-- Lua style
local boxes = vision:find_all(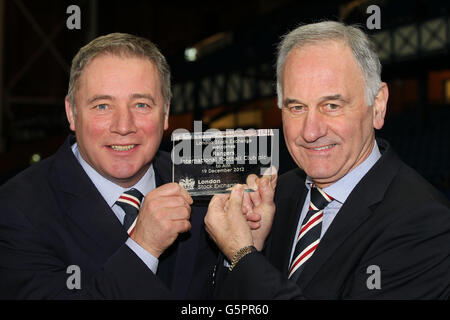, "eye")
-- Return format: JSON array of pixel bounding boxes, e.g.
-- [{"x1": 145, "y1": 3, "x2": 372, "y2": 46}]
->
[
  {"x1": 287, "y1": 105, "x2": 306, "y2": 114},
  {"x1": 324, "y1": 103, "x2": 340, "y2": 111},
  {"x1": 136, "y1": 102, "x2": 150, "y2": 109},
  {"x1": 94, "y1": 104, "x2": 109, "y2": 110}
]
